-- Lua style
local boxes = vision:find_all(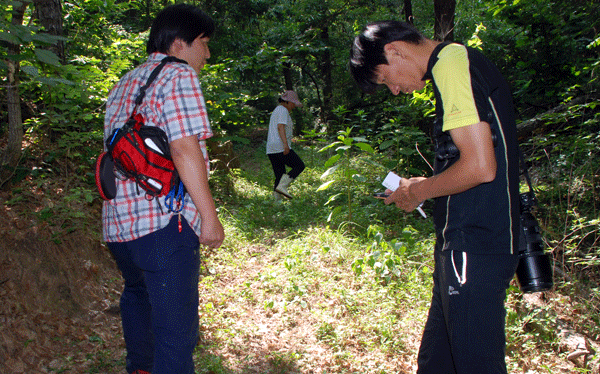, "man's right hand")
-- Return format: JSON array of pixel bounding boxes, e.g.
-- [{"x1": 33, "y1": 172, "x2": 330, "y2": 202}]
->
[{"x1": 199, "y1": 216, "x2": 224, "y2": 249}]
